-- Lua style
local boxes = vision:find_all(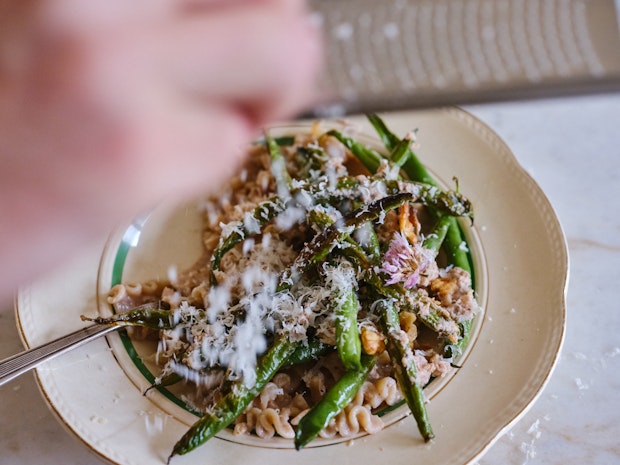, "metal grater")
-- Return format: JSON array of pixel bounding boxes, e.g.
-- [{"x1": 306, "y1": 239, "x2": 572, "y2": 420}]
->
[{"x1": 306, "y1": 0, "x2": 620, "y2": 116}]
